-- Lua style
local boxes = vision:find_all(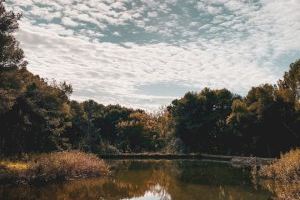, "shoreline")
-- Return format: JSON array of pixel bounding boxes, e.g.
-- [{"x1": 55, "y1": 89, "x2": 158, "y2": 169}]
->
[
  {"x1": 0, "y1": 151, "x2": 109, "y2": 185},
  {"x1": 0, "y1": 152, "x2": 275, "y2": 185},
  {"x1": 99, "y1": 153, "x2": 274, "y2": 167}
]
